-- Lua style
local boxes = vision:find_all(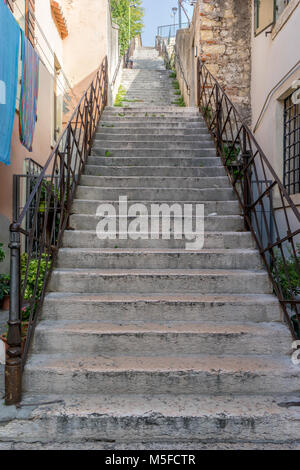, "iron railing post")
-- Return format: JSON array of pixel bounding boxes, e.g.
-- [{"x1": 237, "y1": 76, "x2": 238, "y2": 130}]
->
[
  {"x1": 5, "y1": 223, "x2": 22, "y2": 405},
  {"x1": 242, "y1": 126, "x2": 251, "y2": 230},
  {"x1": 197, "y1": 59, "x2": 200, "y2": 108},
  {"x1": 215, "y1": 85, "x2": 222, "y2": 156}
]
